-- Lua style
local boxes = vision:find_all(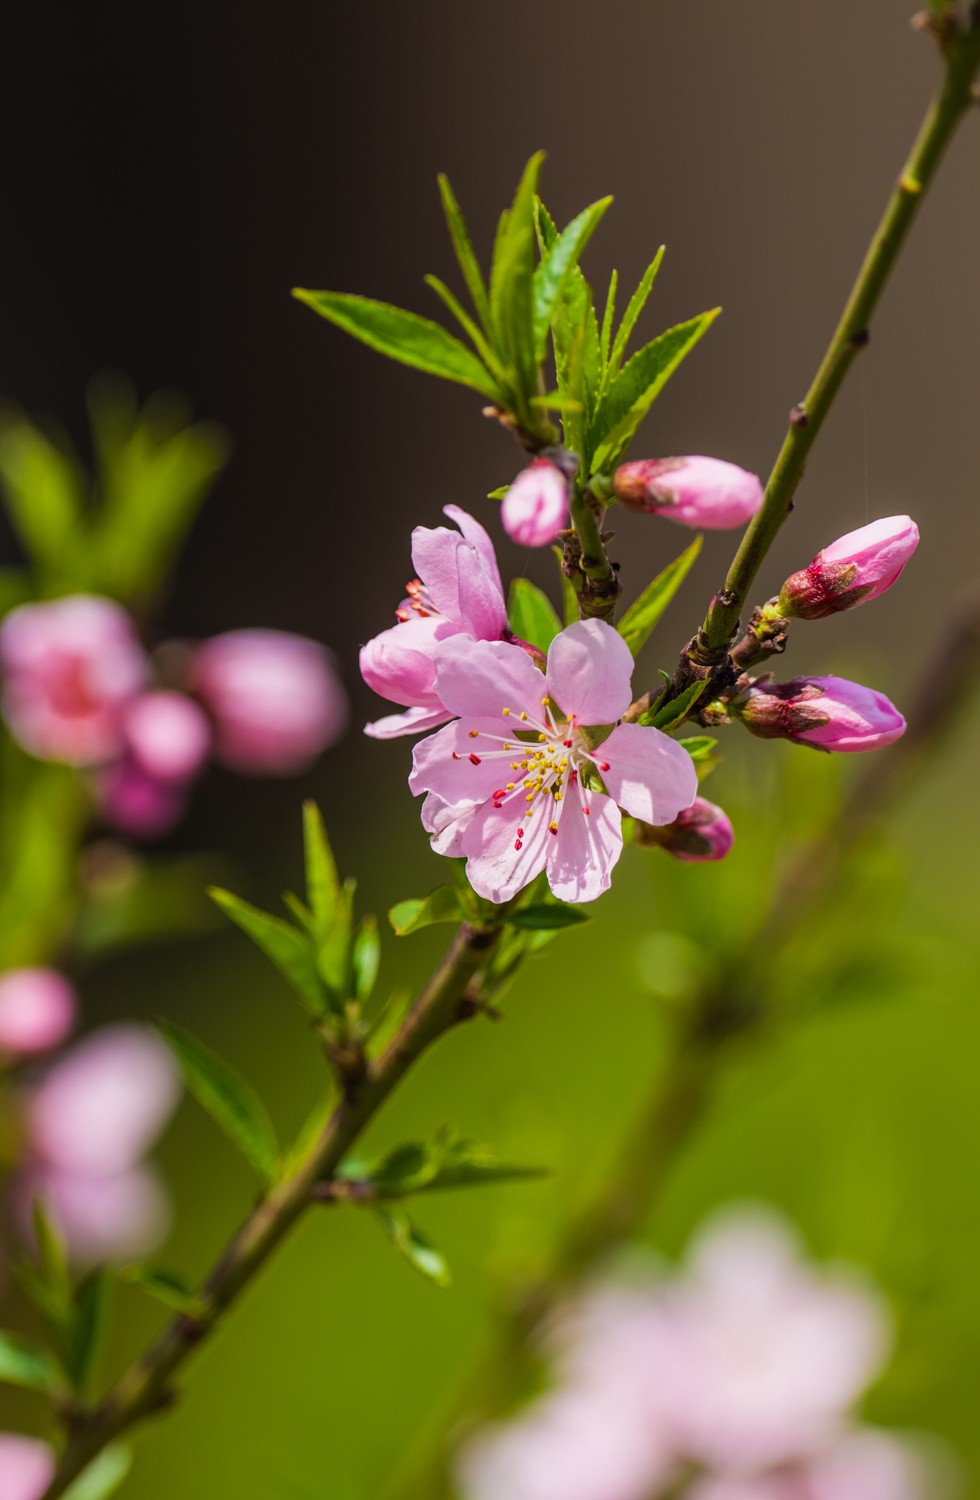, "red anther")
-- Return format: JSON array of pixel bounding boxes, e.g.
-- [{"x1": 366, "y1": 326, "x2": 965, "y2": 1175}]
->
[
  {"x1": 514, "y1": 839, "x2": 523, "y2": 851},
  {"x1": 469, "y1": 753, "x2": 482, "y2": 765},
  {"x1": 395, "y1": 609, "x2": 410, "y2": 623},
  {"x1": 493, "y1": 801, "x2": 502, "y2": 809},
  {"x1": 492, "y1": 789, "x2": 505, "y2": 798},
  {"x1": 583, "y1": 806, "x2": 591, "y2": 815},
  {"x1": 452, "y1": 752, "x2": 461, "y2": 760},
  {"x1": 517, "y1": 828, "x2": 525, "y2": 837},
  {"x1": 599, "y1": 761, "x2": 610, "y2": 772},
  {"x1": 563, "y1": 738, "x2": 573, "y2": 747}
]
